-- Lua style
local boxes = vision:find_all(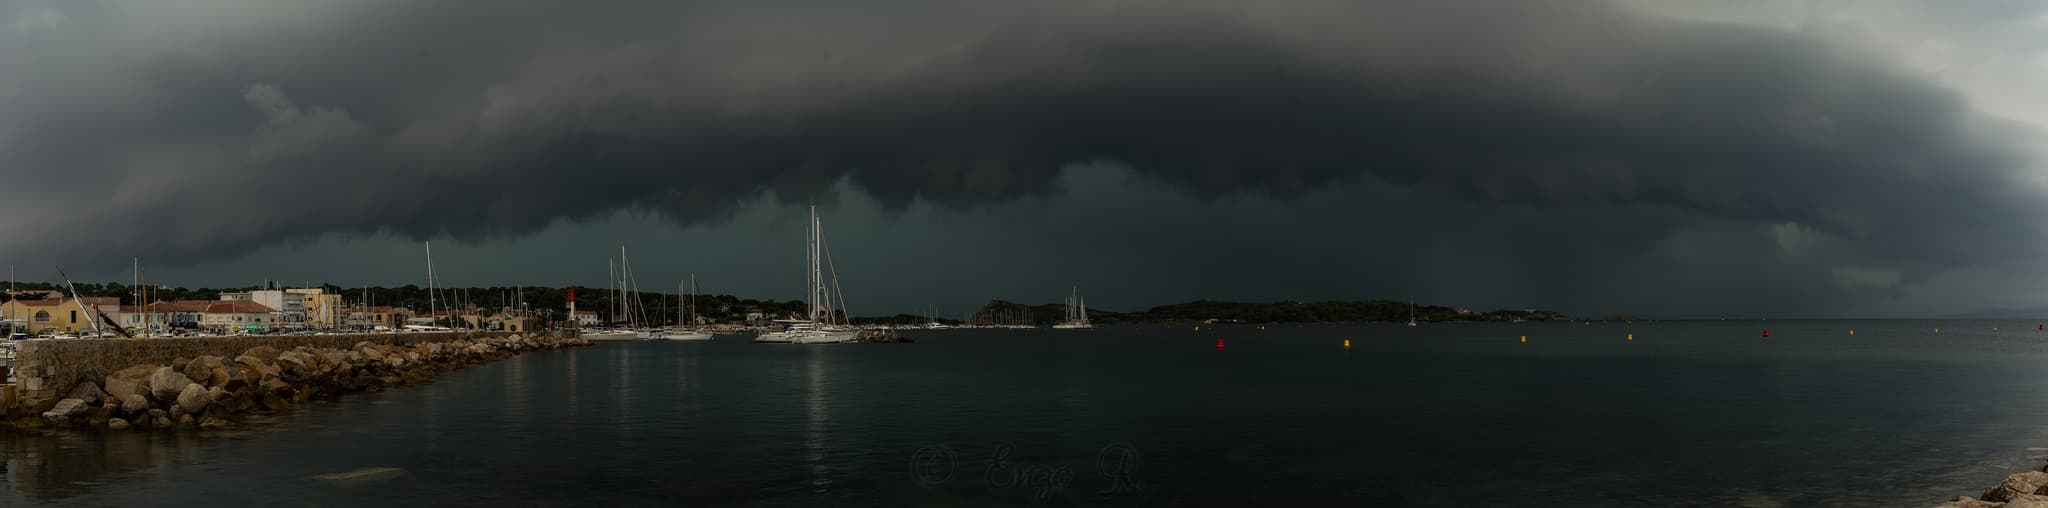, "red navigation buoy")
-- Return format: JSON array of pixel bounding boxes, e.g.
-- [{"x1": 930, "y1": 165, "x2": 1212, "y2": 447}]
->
[
  {"x1": 1761, "y1": 329, "x2": 1770, "y2": 338},
  {"x1": 1215, "y1": 339, "x2": 1225, "y2": 349}
]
